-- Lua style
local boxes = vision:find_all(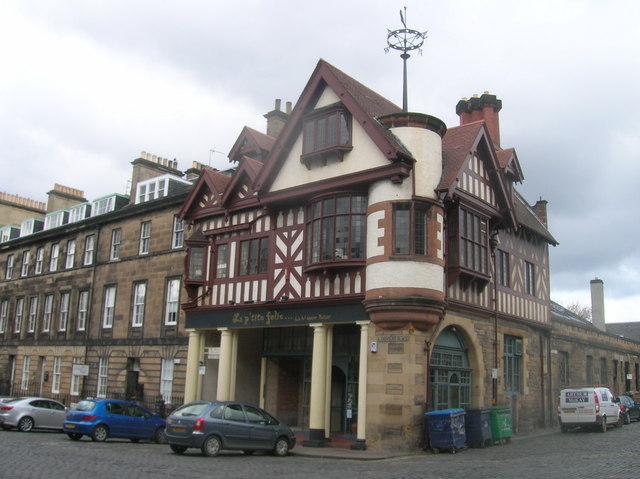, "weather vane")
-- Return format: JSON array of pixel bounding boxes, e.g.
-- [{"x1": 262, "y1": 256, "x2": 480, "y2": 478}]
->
[{"x1": 385, "y1": 7, "x2": 428, "y2": 112}]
